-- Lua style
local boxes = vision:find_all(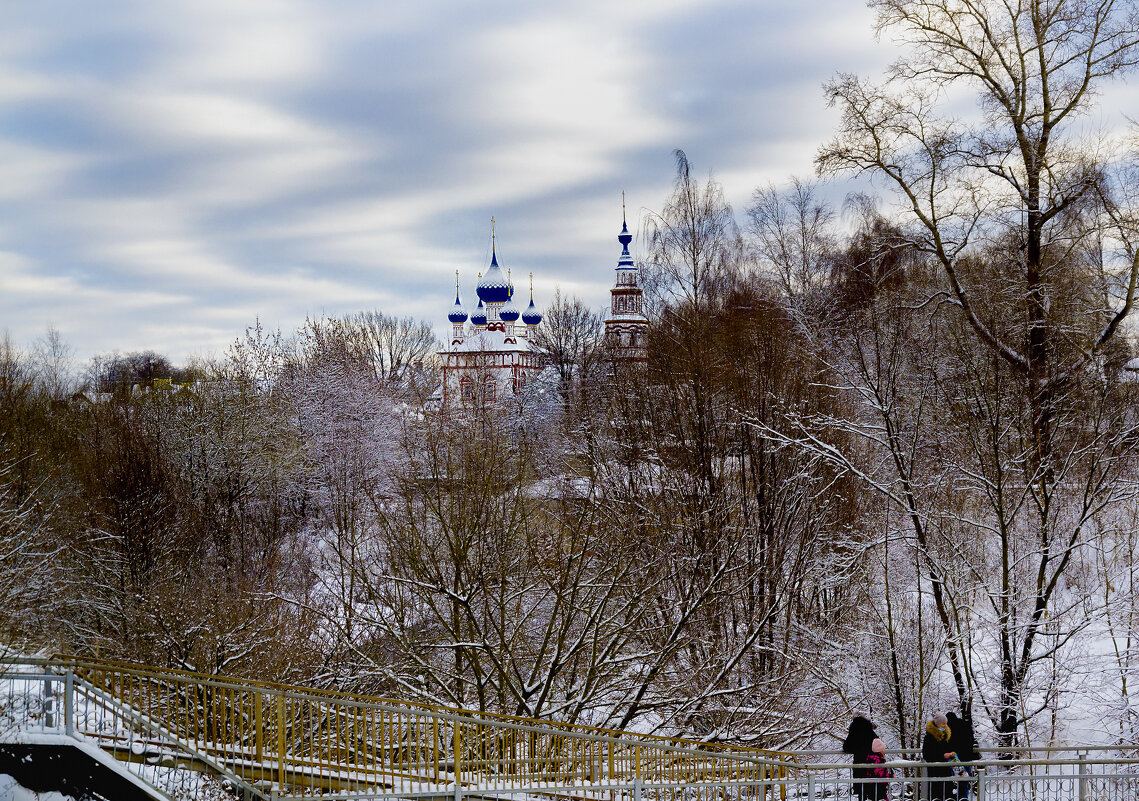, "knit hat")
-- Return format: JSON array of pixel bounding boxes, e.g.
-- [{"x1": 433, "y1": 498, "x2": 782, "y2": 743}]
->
[
  {"x1": 871, "y1": 738, "x2": 886, "y2": 755},
  {"x1": 932, "y1": 712, "x2": 948, "y2": 726}
]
